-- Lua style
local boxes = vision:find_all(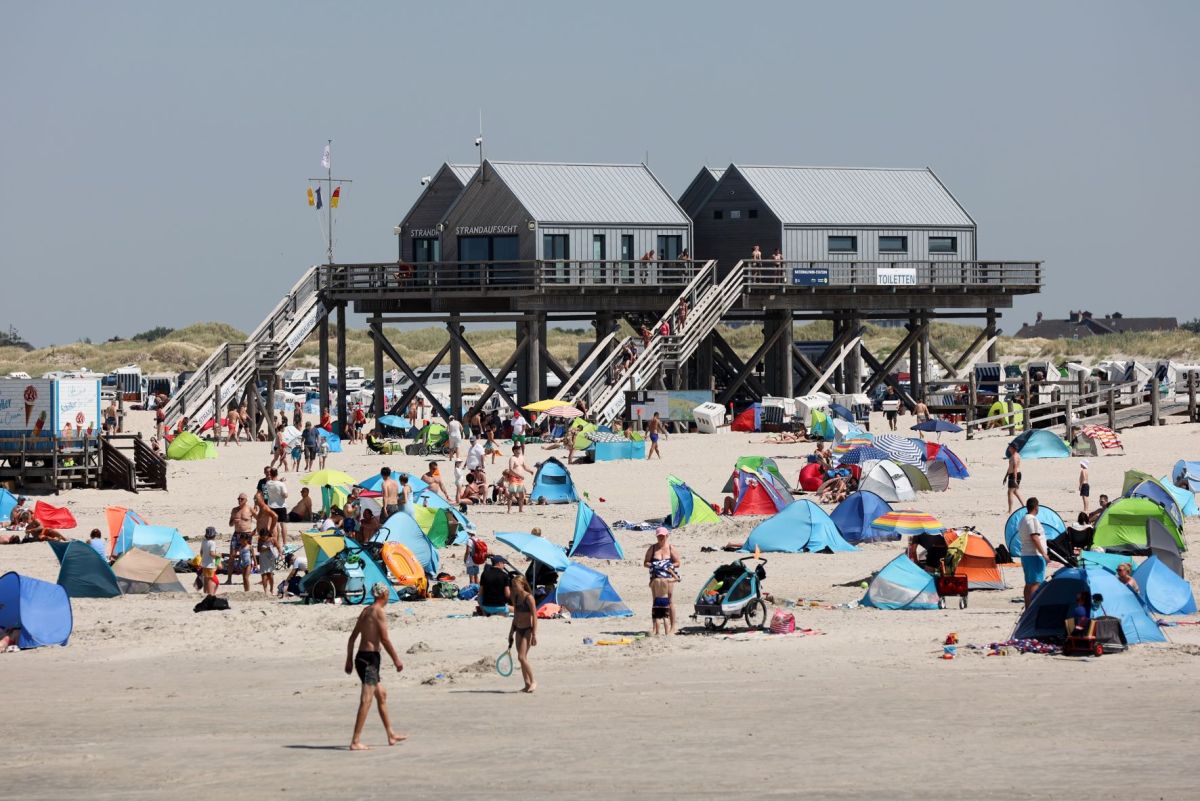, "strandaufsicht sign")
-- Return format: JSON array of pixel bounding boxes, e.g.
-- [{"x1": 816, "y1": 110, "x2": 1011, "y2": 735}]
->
[
  {"x1": 876, "y1": 267, "x2": 917, "y2": 286},
  {"x1": 455, "y1": 225, "x2": 519, "y2": 236},
  {"x1": 409, "y1": 228, "x2": 439, "y2": 238}
]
